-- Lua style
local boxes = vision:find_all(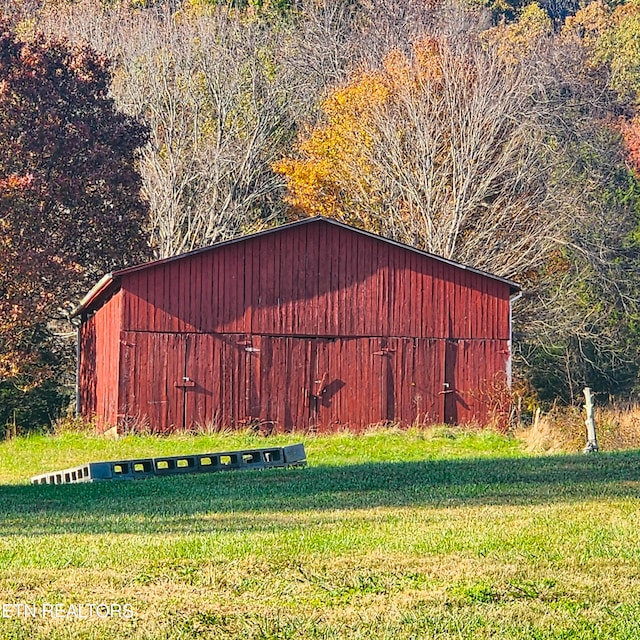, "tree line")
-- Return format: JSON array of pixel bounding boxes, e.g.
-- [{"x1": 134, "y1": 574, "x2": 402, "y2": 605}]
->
[{"x1": 2, "y1": 0, "x2": 640, "y2": 429}]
